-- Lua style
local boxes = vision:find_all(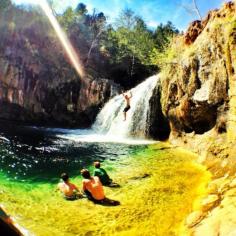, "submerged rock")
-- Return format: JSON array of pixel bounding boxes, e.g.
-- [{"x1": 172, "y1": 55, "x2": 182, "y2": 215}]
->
[
  {"x1": 185, "y1": 211, "x2": 205, "y2": 228},
  {"x1": 201, "y1": 194, "x2": 220, "y2": 212}
]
